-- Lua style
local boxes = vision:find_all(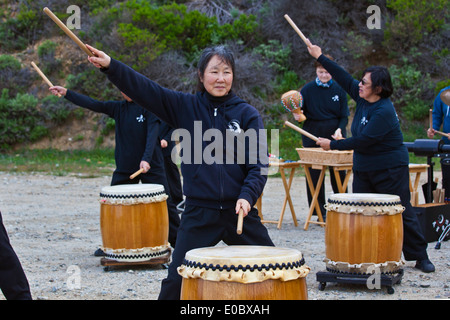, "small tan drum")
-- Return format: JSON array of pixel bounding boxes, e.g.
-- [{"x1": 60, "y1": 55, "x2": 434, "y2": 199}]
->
[
  {"x1": 324, "y1": 193, "x2": 405, "y2": 274},
  {"x1": 99, "y1": 184, "x2": 169, "y2": 262},
  {"x1": 178, "y1": 246, "x2": 310, "y2": 300}
]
